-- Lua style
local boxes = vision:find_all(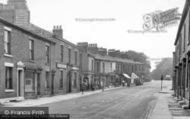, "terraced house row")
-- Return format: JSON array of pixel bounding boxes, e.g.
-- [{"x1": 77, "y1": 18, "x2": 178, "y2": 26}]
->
[
  {"x1": 0, "y1": 0, "x2": 146, "y2": 99},
  {"x1": 173, "y1": 0, "x2": 190, "y2": 108}
]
